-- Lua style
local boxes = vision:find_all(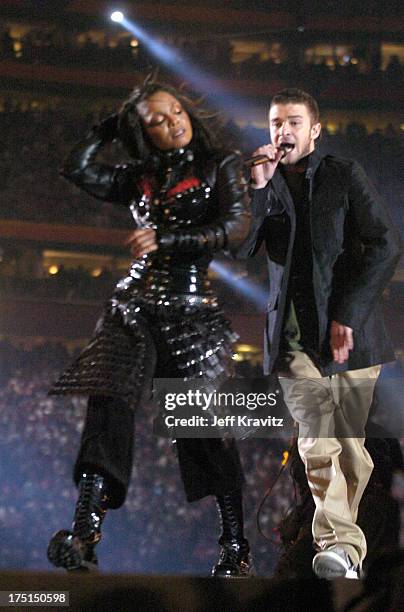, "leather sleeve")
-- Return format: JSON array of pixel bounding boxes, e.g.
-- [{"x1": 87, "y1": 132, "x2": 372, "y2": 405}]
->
[
  {"x1": 60, "y1": 120, "x2": 142, "y2": 203},
  {"x1": 333, "y1": 161, "x2": 402, "y2": 330},
  {"x1": 157, "y1": 151, "x2": 251, "y2": 256}
]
